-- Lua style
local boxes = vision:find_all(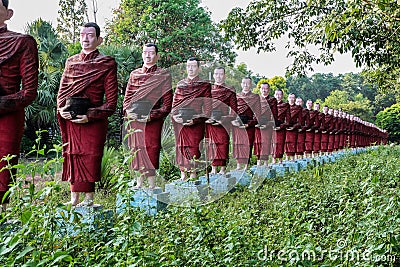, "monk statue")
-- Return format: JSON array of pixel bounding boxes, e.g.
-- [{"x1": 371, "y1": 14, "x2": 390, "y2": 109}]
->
[
  {"x1": 0, "y1": 0, "x2": 39, "y2": 211},
  {"x1": 57, "y1": 22, "x2": 118, "y2": 206},
  {"x1": 123, "y1": 43, "x2": 173, "y2": 189}
]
